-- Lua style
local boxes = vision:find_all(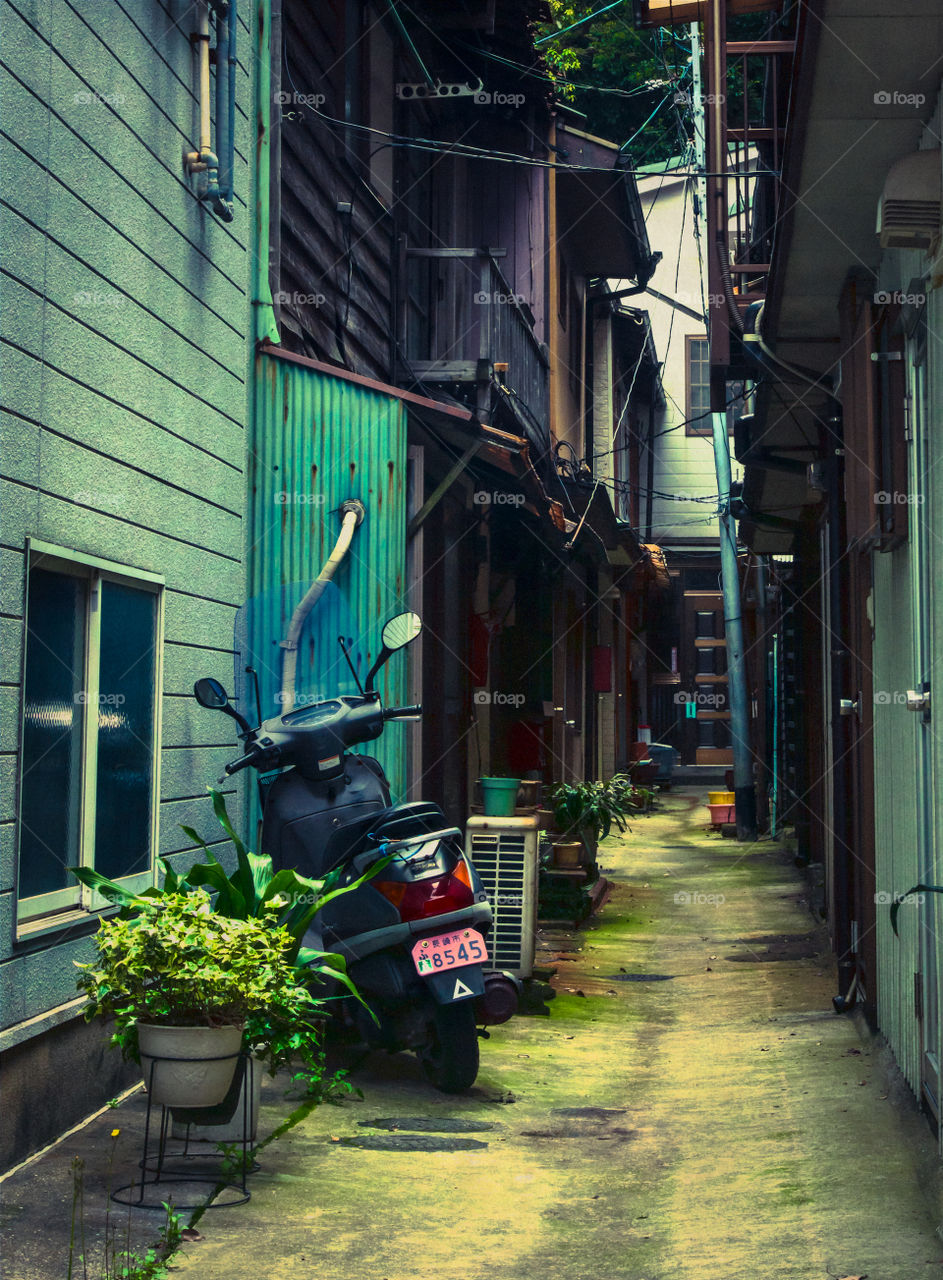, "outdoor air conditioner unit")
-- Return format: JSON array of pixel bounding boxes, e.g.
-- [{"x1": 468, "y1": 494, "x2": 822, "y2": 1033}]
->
[
  {"x1": 465, "y1": 814, "x2": 540, "y2": 979},
  {"x1": 877, "y1": 148, "x2": 941, "y2": 249}
]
